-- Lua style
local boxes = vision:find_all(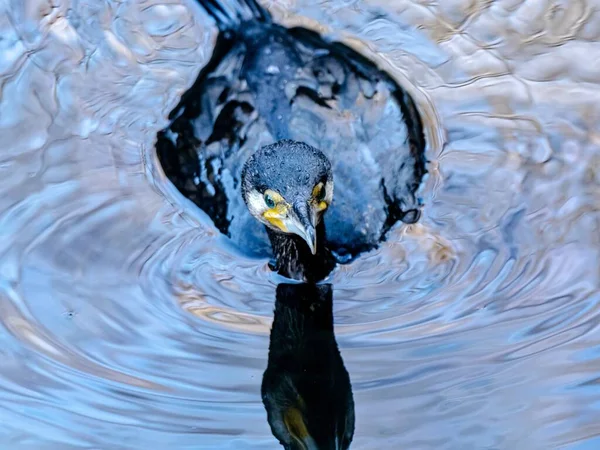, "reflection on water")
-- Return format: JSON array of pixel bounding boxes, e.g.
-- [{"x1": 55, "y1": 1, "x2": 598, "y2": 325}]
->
[
  {"x1": 263, "y1": 283, "x2": 354, "y2": 449},
  {"x1": 1, "y1": 0, "x2": 600, "y2": 449}
]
